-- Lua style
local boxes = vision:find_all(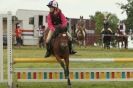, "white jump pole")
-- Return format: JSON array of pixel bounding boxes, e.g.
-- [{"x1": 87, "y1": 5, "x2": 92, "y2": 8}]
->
[
  {"x1": 7, "y1": 11, "x2": 13, "y2": 88},
  {"x1": 0, "y1": 14, "x2": 4, "y2": 82}
]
